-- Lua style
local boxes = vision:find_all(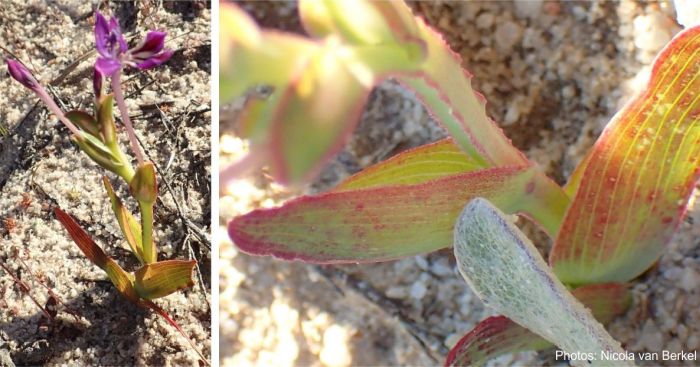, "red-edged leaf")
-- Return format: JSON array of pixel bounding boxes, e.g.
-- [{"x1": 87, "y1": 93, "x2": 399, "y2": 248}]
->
[
  {"x1": 551, "y1": 25, "x2": 700, "y2": 285},
  {"x1": 230, "y1": 165, "x2": 564, "y2": 263},
  {"x1": 445, "y1": 316, "x2": 550, "y2": 367},
  {"x1": 54, "y1": 208, "x2": 109, "y2": 269},
  {"x1": 444, "y1": 283, "x2": 631, "y2": 367},
  {"x1": 134, "y1": 260, "x2": 196, "y2": 300},
  {"x1": 268, "y1": 48, "x2": 371, "y2": 184}
]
